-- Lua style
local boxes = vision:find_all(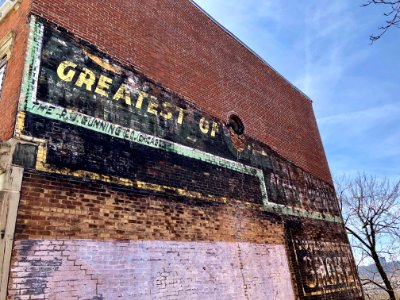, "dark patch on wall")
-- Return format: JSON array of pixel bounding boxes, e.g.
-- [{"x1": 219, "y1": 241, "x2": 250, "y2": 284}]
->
[
  {"x1": 12, "y1": 143, "x2": 38, "y2": 169},
  {"x1": 23, "y1": 113, "x2": 262, "y2": 204},
  {"x1": 9, "y1": 239, "x2": 105, "y2": 299},
  {"x1": 10, "y1": 240, "x2": 63, "y2": 296},
  {"x1": 14, "y1": 171, "x2": 283, "y2": 243}
]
